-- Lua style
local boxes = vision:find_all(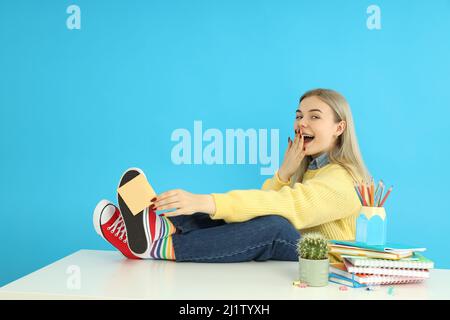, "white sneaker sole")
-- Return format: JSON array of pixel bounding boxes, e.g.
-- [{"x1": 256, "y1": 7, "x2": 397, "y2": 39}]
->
[{"x1": 93, "y1": 199, "x2": 115, "y2": 239}]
